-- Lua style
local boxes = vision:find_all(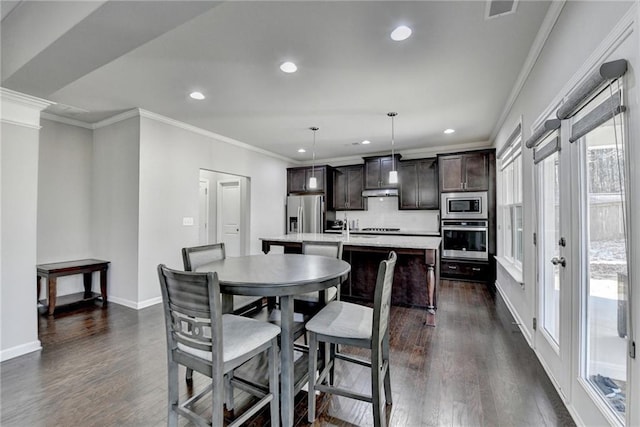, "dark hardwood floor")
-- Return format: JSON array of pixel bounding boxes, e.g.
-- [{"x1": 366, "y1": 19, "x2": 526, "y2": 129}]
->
[{"x1": 1, "y1": 280, "x2": 575, "y2": 426}]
